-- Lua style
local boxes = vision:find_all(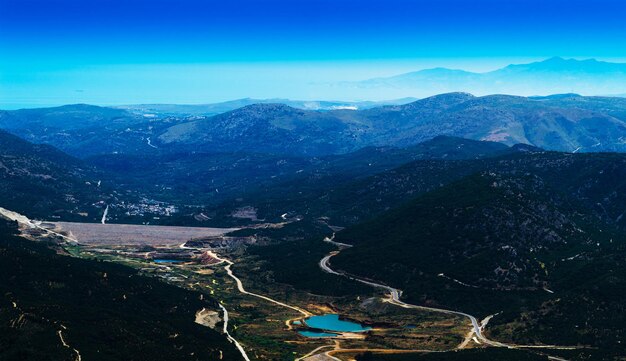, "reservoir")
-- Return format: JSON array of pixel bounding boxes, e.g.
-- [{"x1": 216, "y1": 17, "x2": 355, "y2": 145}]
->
[{"x1": 304, "y1": 314, "x2": 371, "y2": 333}]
